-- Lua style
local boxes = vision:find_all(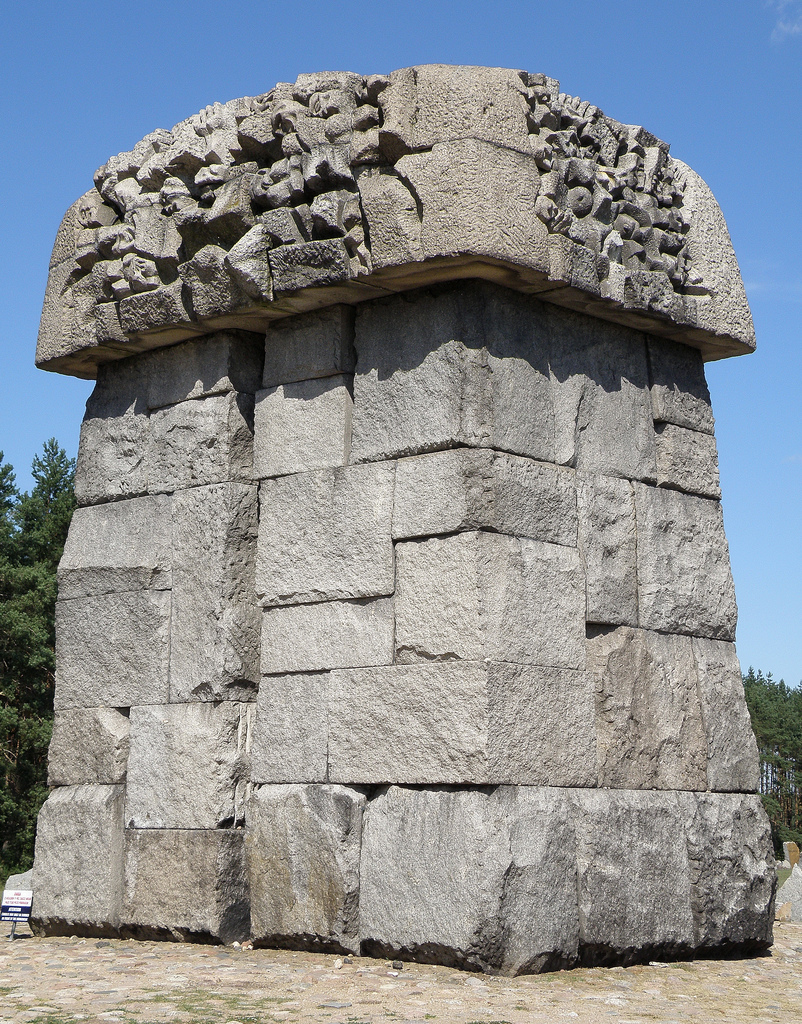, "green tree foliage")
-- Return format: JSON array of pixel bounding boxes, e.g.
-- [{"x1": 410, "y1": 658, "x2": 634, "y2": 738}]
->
[
  {"x1": 743, "y1": 667, "x2": 802, "y2": 855},
  {"x1": 0, "y1": 440, "x2": 75, "y2": 878}
]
